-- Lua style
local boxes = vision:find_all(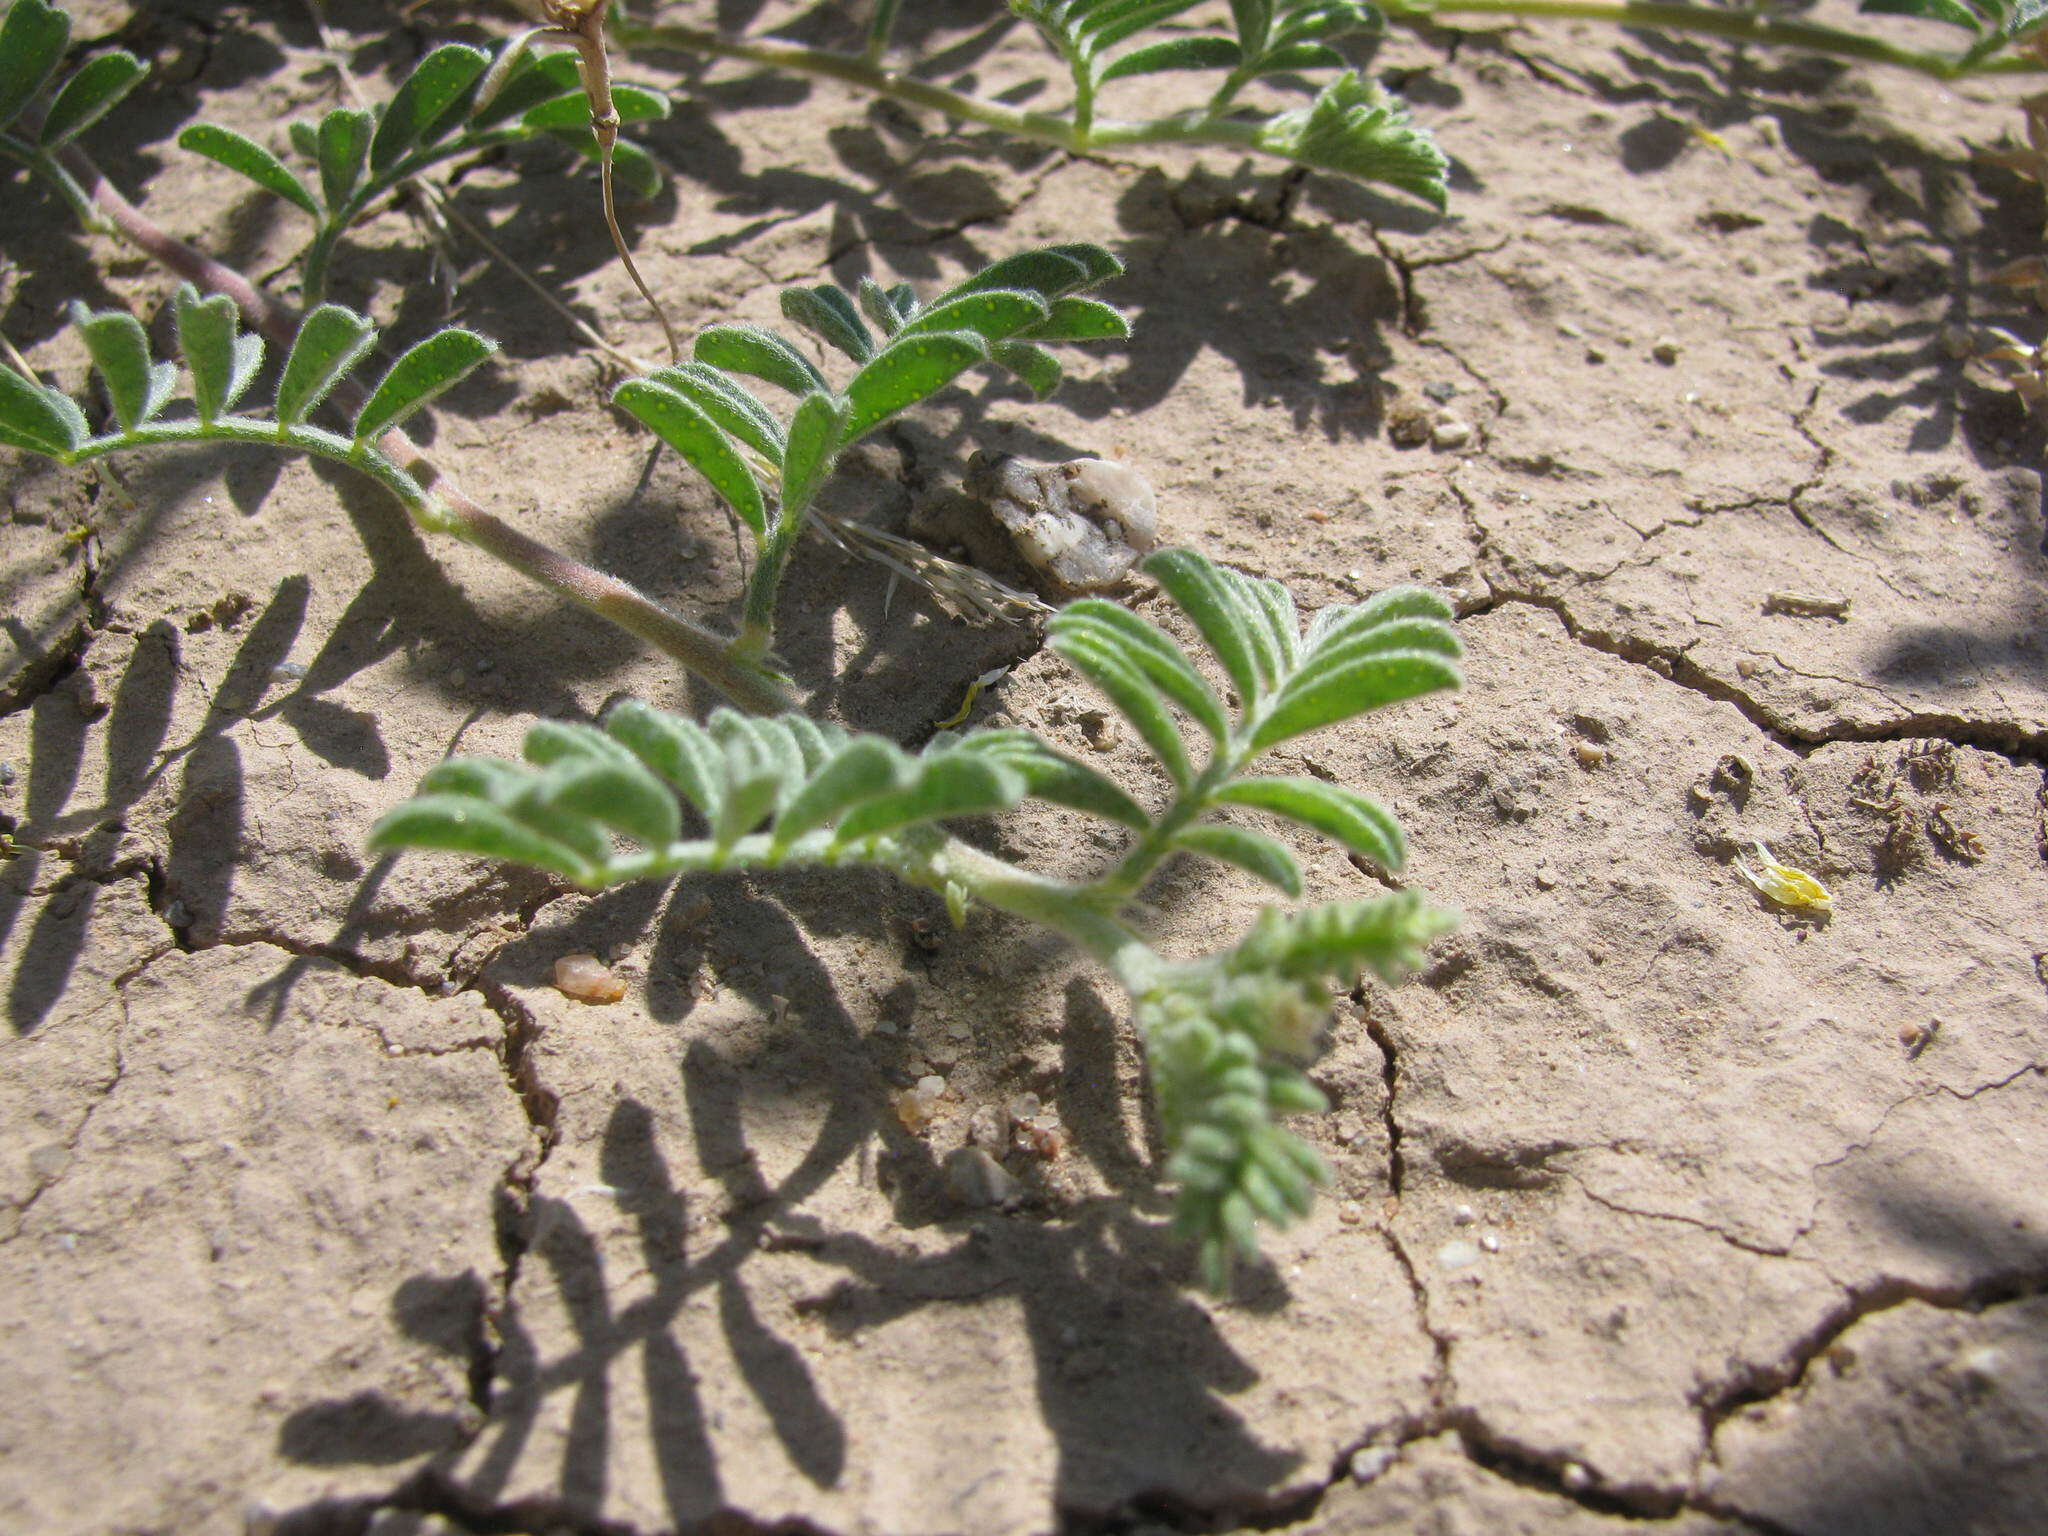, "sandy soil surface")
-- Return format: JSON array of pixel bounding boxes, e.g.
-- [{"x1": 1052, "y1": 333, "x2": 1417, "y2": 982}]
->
[{"x1": 5, "y1": 1, "x2": 2047, "y2": 1532}]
